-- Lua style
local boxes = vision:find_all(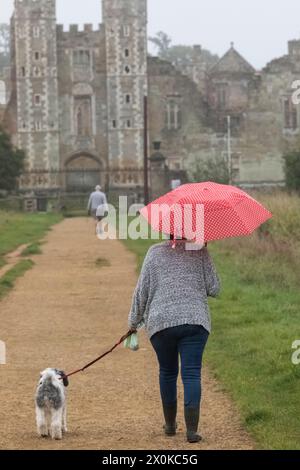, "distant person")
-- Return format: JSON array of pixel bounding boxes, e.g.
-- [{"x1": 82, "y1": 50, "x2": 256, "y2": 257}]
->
[{"x1": 87, "y1": 185, "x2": 108, "y2": 233}]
